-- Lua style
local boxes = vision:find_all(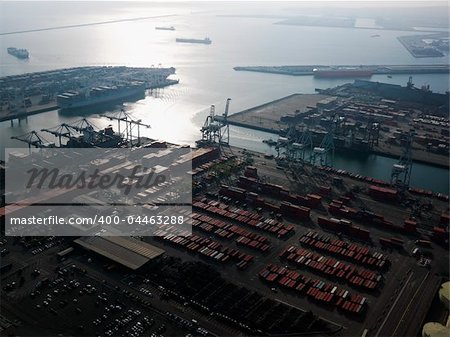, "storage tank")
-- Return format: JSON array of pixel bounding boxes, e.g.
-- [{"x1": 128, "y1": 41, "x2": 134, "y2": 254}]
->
[
  {"x1": 422, "y1": 322, "x2": 449, "y2": 337},
  {"x1": 438, "y1": 281, "x2": 449, "y2": 310},
  {"x1": 422, "y1": 281, "x2": 450, "y2": 337}
]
